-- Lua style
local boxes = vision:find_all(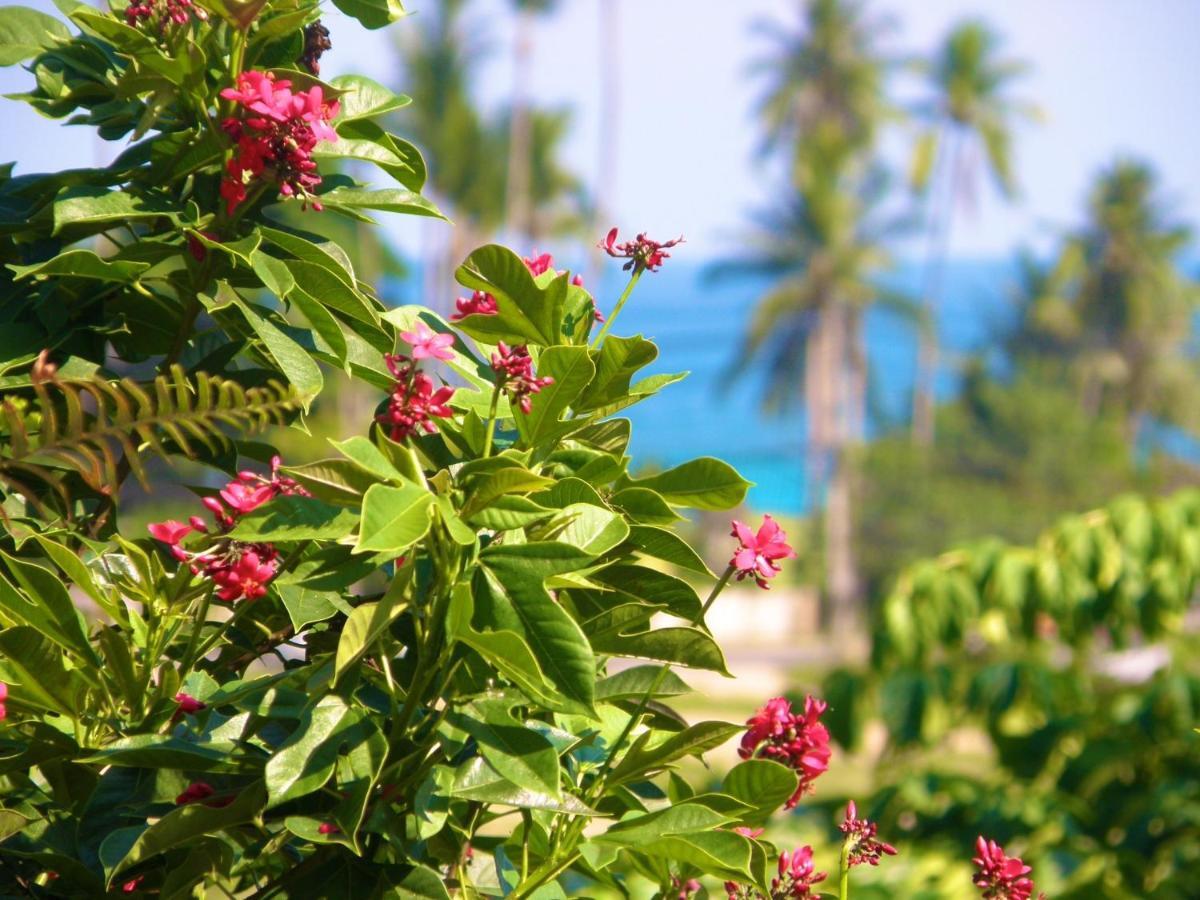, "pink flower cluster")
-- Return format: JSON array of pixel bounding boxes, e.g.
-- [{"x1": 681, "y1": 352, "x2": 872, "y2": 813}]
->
[
  {"x1": 670, "y1": 876, "x2": 701, "y2": 900},
  {"x1": 739, "y1": 696, "x2": 831, "y2": 809},
  {"x1": 125, "y1": 0, "x2": 207, "y2": 32},
  {"x1": 730, "y1": 515, "x2": 797, "y2": 589},
  {"x1": 973, "y1": 837, "x2": 1045, "y2": 900},
  {"x1": 0, "y1": 681, "x2": 7, "y2": 721},
  {"x1": 725, "y1": 846, "x2": 825, "y2": 900},
  {"x1": 840, "y1": 800, "x2": 898, "y2": 868},
  {"x1": 149, "y1": 457, "x2": 308, "y2": 602},
  {"x1": 378, "y1": 353, "x2": 456, "y2": 442},
  {"x1": 175, "y1": 781, "x2": 215, "y2": 806},
  {"x1": 600, "y1": 227, "x2": 684, "y2": 272},
  {"x1": 218, "y1": 71, "x2": 339, "y2": 215},
  {"x1": 491, "y1": 342, "x2": 554, "y2": 414}
]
